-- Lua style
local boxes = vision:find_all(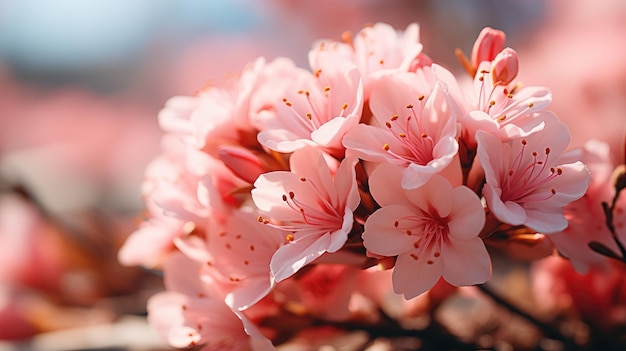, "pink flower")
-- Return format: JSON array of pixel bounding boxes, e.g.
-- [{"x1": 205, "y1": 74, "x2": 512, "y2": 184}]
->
[
  {"x1": 362, "y1": 163, "x2": 490, "y2": 299},
  {"x1": 343, "y1": 71, "x2": 458, "y2": 189},
  {"x1": 251, "y1": 147, "x2": 360, "y2": 282},
  {"x1": 432, "y1": 63, "x2": 552, "y2": 151},
  {"x1": 532, "y1": 256, "x2": 626, "y2": 330},
  {"x1": 147, "y1": 252, "x2": 275, "y2": 351},
  {"x1": 308, "y1": 22, "x2": 431, "y2": 97},
  {"x1": 546, "y1": 139, "x2": 625, "y2": 272},
  {"x1": 255, "y1": 58, "x2": 363, "y2": 157},
  {"x1": 476, "y1": 115, "x2": 590, "y2": 233},
  {"x1": 174, "y1": 209, "x2": 284, "y2": 311}
]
